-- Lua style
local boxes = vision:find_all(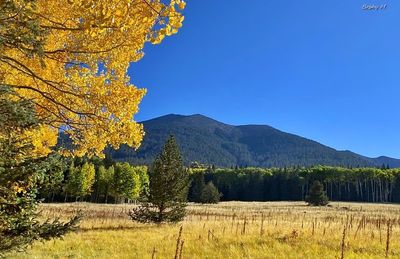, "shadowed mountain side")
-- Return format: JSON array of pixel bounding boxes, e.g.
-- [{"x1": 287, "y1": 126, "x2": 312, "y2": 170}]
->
[{"x1": 104, "y1": 114, "x2": 400, "y2": 168}]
